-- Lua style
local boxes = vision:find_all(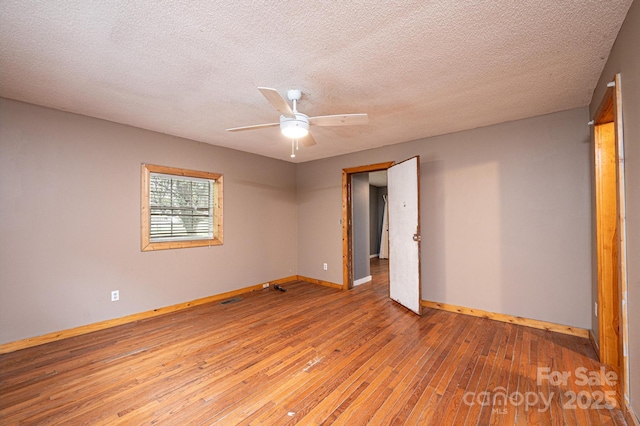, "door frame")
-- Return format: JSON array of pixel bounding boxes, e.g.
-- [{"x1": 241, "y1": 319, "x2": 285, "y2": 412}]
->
[
  {"x1": 342, "y1": 161, "x2": 394, "y2": 290},
  {"x1": 593, "y1": 73, "x2": 629, "y2": 405}
]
